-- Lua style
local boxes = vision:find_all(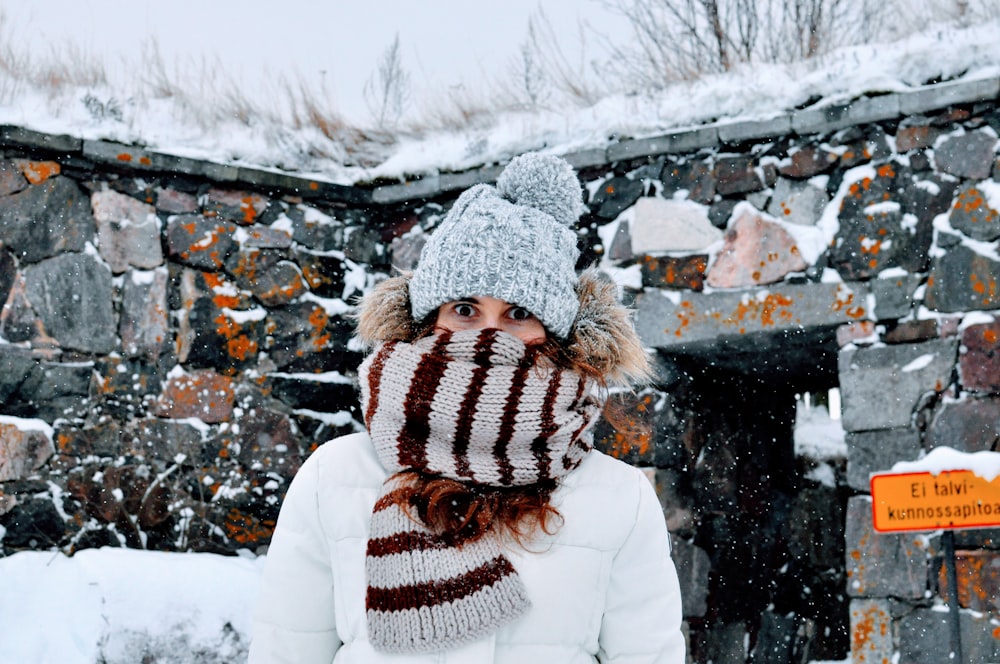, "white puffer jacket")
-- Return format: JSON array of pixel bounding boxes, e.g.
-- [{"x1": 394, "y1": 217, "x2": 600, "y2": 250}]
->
[{"x1": 249, "y1": 432, "x2": 685, "y2": 663}]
